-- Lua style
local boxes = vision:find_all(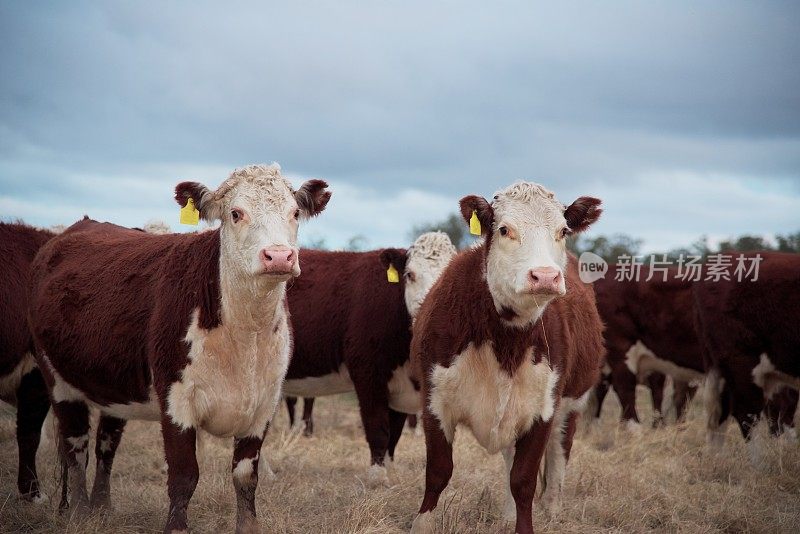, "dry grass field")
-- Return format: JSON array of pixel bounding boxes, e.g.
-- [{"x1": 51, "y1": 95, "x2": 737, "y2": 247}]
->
[{"x1": 1, "y1": 387, "x2": 799, "y2": 533}]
